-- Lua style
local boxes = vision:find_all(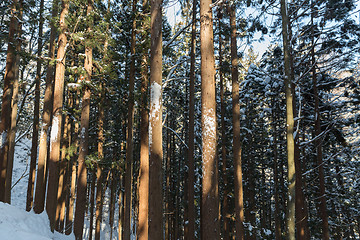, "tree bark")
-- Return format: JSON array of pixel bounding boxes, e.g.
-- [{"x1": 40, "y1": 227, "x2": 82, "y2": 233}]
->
[
  {"x1": 46, "y1": 0, "x2": 69, "y2": 231},
  {"x1": 65, "y1": 92, "x2": 79, "y2": 235},
  {"x1": 34, "y1": 0, "x2": 58, "y2": 214},
  {"x1": 26, "y1": 0, "x2": 44, "y2": 210},
  {"x1": 200, "y1": 0, "x2": 220, "y2": 238},
  {"x1": 123, "y1": 1, "x2": 137, "y2": 239},
  {"x1": 137, "y1": 42, "x2": 150, "y2": 240},
  {"x1": 280, "y1": 0, "x2": 296, "y2": 239},
  {"x1": 0, "y1": 0, "x2": 20, "y2": 203},
  {"x1": 73, "y1": 1, "x2": 93, "y2": 238},
  {"x1": 186, "y1": 1, "x2": 196, "y2": 239},
  {"x1": 148, "y1": 0, "x2": 163, "y2": 239},
  {"x1": 228, "y1": 4, "x2": 245, "y2": 240}
]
